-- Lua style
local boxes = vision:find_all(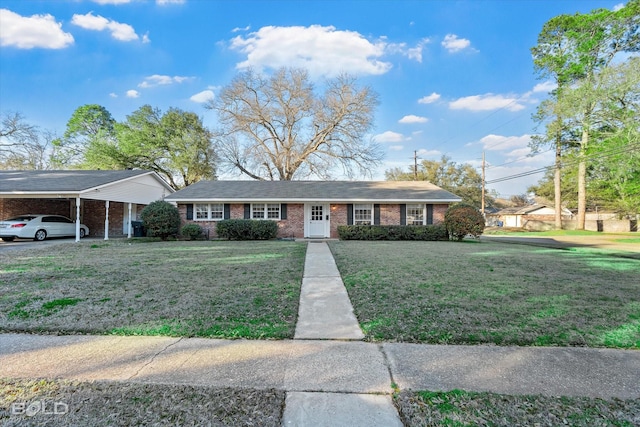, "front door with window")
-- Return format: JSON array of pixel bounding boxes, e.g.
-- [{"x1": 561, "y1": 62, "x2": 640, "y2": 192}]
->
[{"x1": 306, "y1": 204, "x2": 329, "y2": 238}]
